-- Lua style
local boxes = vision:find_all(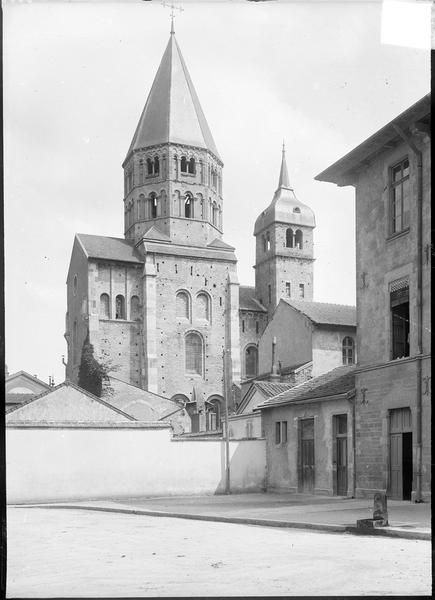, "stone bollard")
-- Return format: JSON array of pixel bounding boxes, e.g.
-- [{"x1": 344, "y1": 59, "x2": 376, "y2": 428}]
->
[
  {"x1": 373, "y1": 492, "x2": 388, "y2": 525},
  {"x1": 356, "y1": 492, "x2": 389, "y2": 529}
]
